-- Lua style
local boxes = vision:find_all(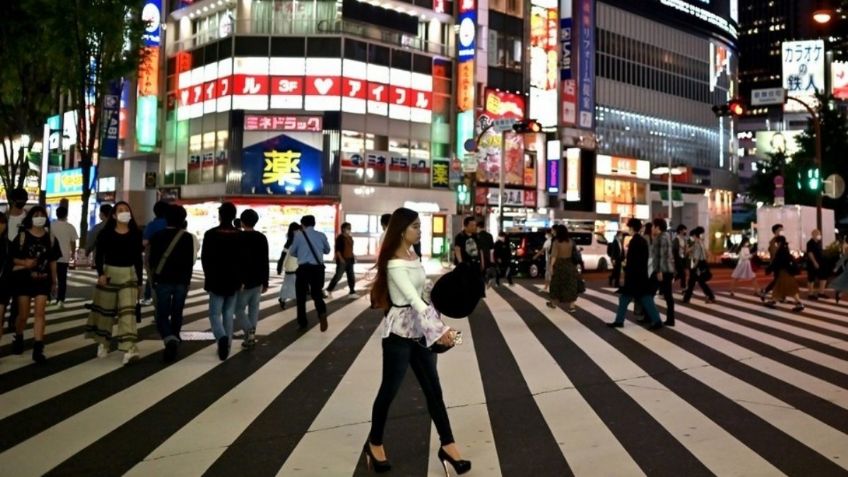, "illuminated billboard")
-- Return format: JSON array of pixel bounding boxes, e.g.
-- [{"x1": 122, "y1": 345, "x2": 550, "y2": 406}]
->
[
  {"x1": 530, "y1": 4, "x2": 558, "y2": 127},
  {"x1": 782, "y1": 40, "x2": 825, "y2": 113}
]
